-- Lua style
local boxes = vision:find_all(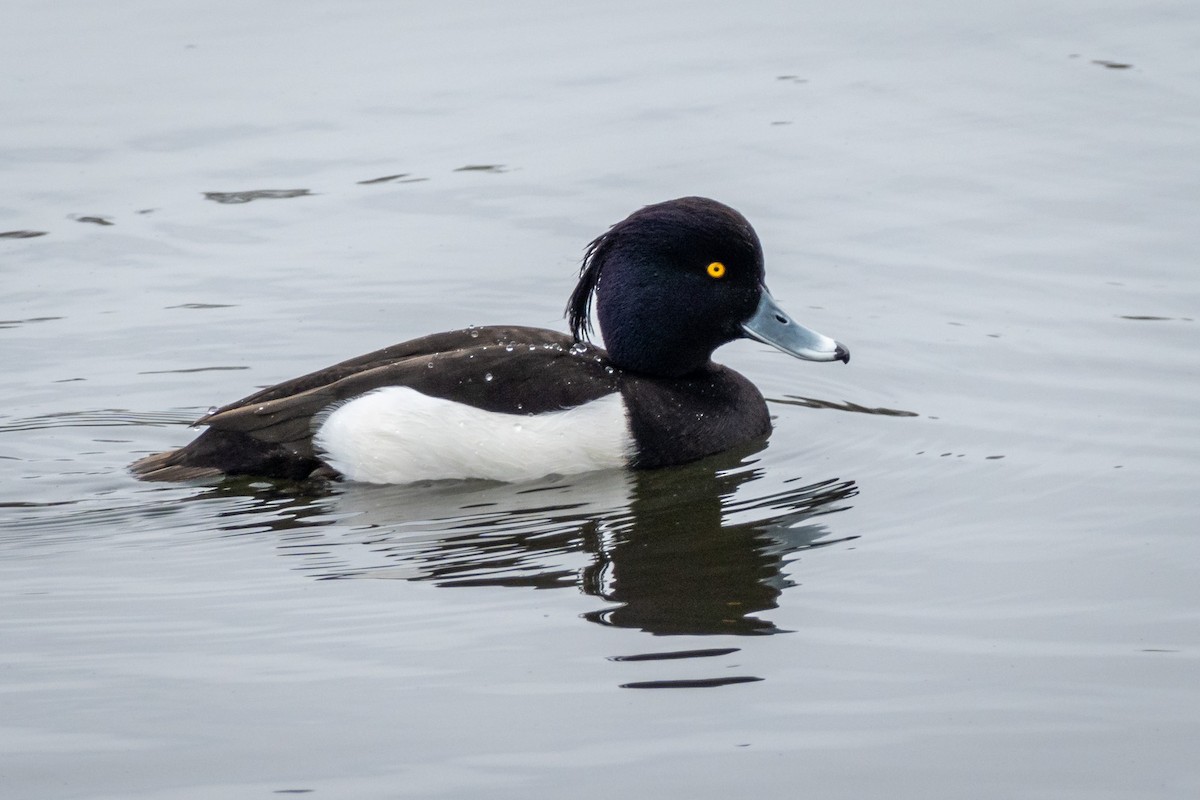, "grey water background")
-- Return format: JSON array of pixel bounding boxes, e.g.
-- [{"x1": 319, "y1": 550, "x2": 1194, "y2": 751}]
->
[{"x1": 3, "y1": 1, "x2": 1199, "y2": 797}]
